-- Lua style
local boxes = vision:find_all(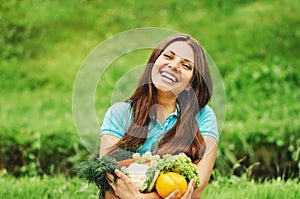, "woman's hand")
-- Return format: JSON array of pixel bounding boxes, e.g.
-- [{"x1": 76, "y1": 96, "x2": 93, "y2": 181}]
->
[
  {"x1": 106, "y1": 169, "x2": 144, "y2": 199},
  {"x1": 165, "y1": 180, "x2": 195, "y2": 199}
]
